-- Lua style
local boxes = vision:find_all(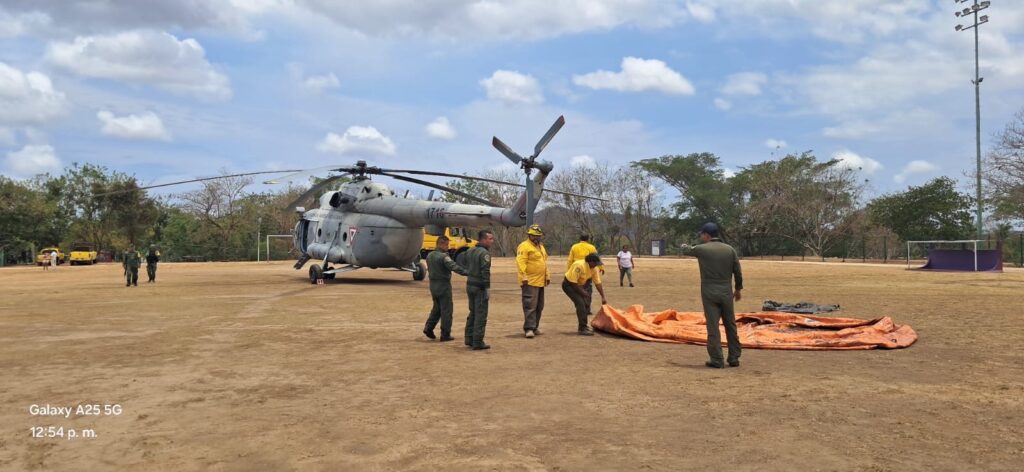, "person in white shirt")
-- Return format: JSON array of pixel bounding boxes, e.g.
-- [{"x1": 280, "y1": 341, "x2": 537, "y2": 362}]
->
[
  {"x1": 50, "y1": 250, "x2": 58, "y2": 270},
  {"x1": 616, "y1": 245, "x2": 634, "y2": 287}
]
